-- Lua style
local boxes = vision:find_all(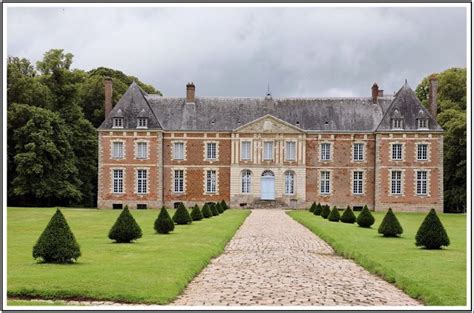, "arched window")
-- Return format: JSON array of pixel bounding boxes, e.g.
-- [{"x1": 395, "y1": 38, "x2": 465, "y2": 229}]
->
[
  {"x1": 285, "y1": 171, "x2": 295, "y2": 195},
  {"x1": 241, "y1": 170, "x2": 252, "y2": 193}
]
